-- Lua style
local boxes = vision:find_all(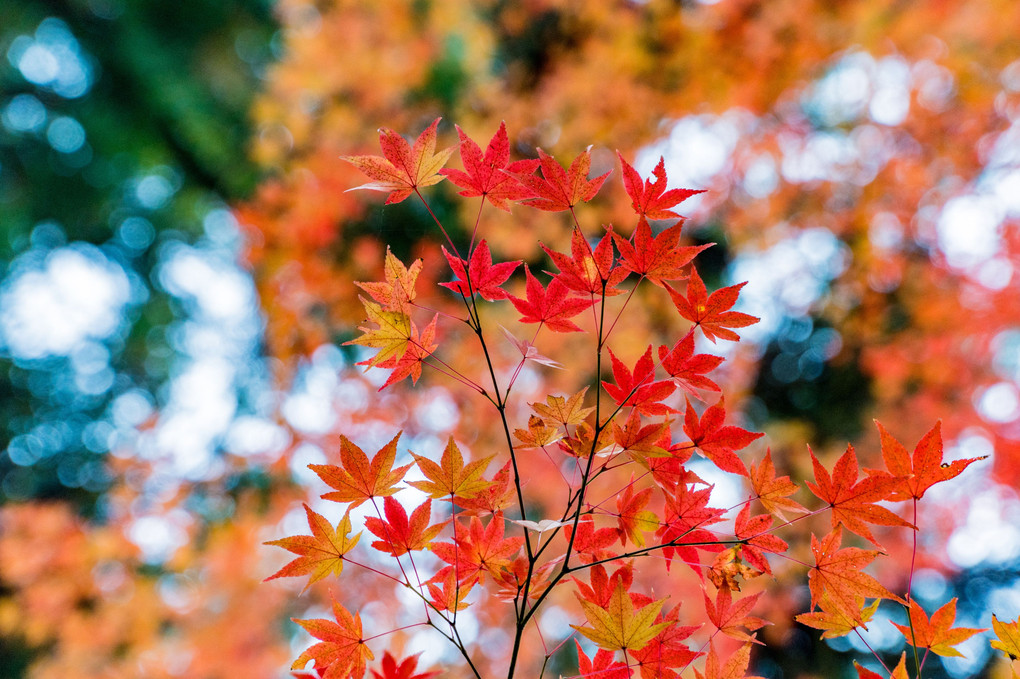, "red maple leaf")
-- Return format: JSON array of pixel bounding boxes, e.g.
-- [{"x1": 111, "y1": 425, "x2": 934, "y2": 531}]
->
[
  {"x1": 310, "y1": 434, "x2": 412, "y2": 508},
  {"x1": 703, "y1": 586, "x2": 768, "y2": 644},
  {"x1": 509, "y1": 265, "x2": 595, "y2": 333},
  {"x1": 515, "y1": 147, "x2": 610, "y2": 212},
  {"x1": 439, "y1": 122, "x2": 539, "y2": 212},
  {"x1": 369, "y1": 652, "x2": 440, "y2": 679},
  {"x1": 364, "y1": 496, "x2": 447, "y2": 557},
  {"x1": 564, "y1": 516, "x2": 621, "y2": 564},
  {"x1": 343, "y1": 118, "x2": 454, "y2": 204},
  {"x1": 431, "y1": 512, "x2": 524, "y2": 584},
  {"x1": 658, "y1": 333, "x2": 724, "y2": 398},
  {"x1": 610, "y1": 219, "x2": 711, "y2": 288},
  {"x1": 602, "y1": 345, "x2": 677, "y2": 416},
  {"x1": 873, "y1": 420, "x2": 986, "y2": 501},
  {"x1": 292, "y1": 597, "x2": 375, "y2": 679},
  {"x1": 891, "y1": 598, "x2": 986, "y2": 658},
  {"x1": 807, "y1": 444, "x2": 914, "y2": 547},
  {"x1": 575, "y1": 639, "x2": 632, "y2": 679},
  {"x1": 630, "y1": 604, "x2": 700, "y2": 679},
  {"x1": 732, "y1": 504, "x2": 788, "y2": 576},
  {"x1": 618, "y1": 153, "x2": 704, "y2": 220},
  {"x1": 665, "y1": 266, "x2": 758, "y2": 343},
  {"x1": 542, "y1": 227, "x2": 627, "y2": 297},
  {"x1": 440, "y1": 239, "x2": 519, "y2": 301},
  {"x1": 749, "y1": 449, "x2": 808, "y2": 521},
  {"x1": 656, "y1": 482, "x2": 726, "y2": 574},
  {"x1": 683, "y1": 398, "x2": 763, "y2": 476}
]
